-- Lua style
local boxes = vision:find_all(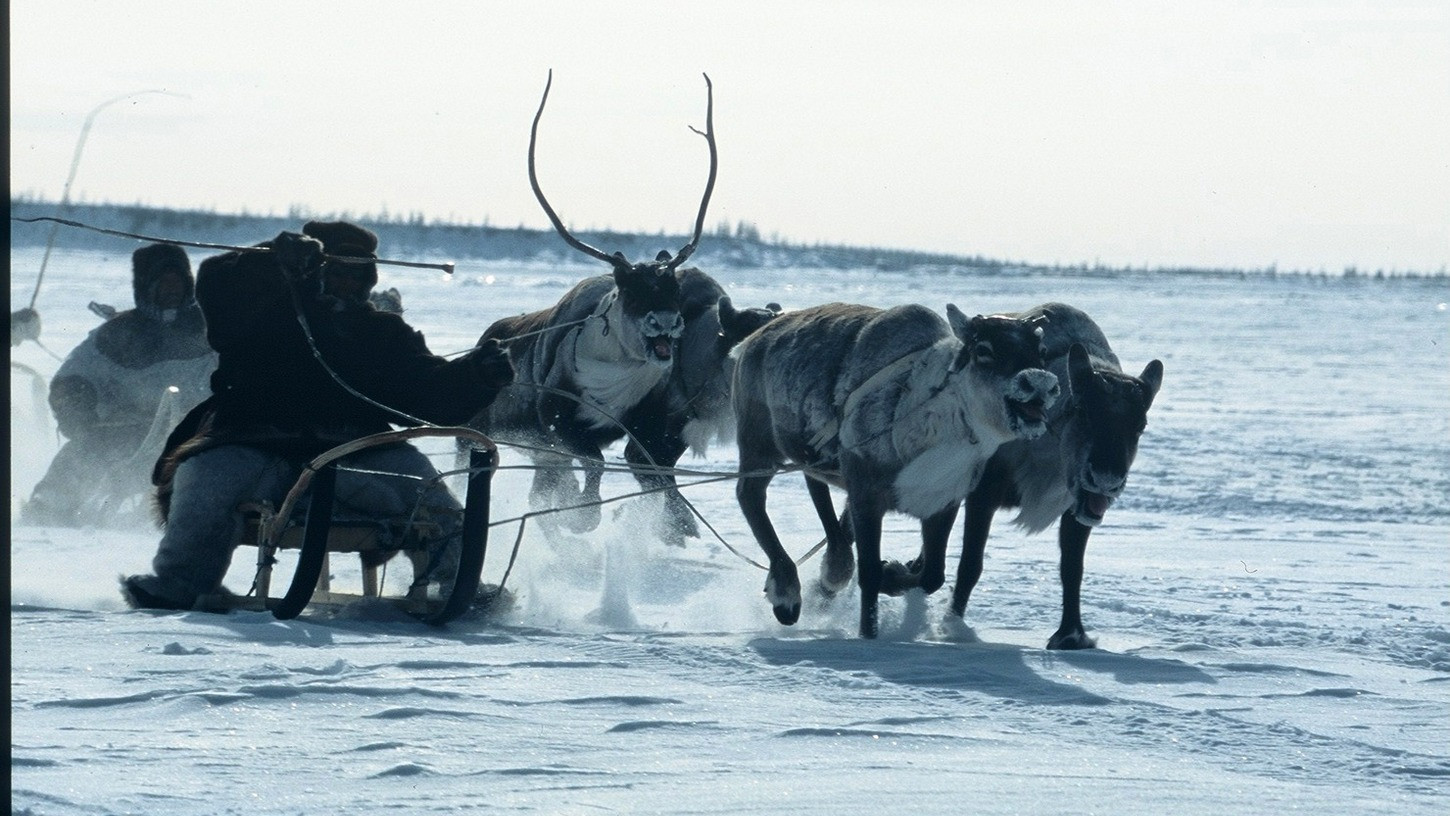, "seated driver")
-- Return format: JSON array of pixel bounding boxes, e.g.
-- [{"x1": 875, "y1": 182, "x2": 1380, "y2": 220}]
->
[{"x1": 122, "y1": 221, "x2": 513, "y2": 610}]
